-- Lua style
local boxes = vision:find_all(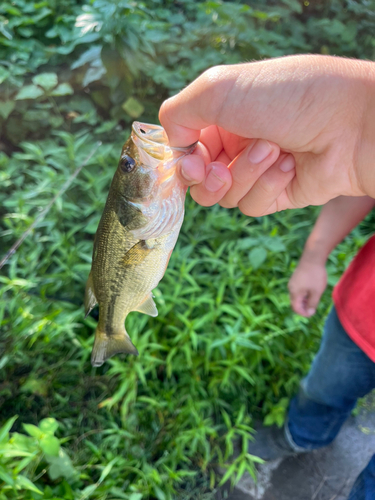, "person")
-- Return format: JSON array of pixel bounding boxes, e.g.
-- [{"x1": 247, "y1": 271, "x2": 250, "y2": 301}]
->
[
  {"x1": 248, "y1": 194, "x2": 375, "y2": 500},
  {"x1": 159, "y1": 54, "x2": 375, "y2": 499}
]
